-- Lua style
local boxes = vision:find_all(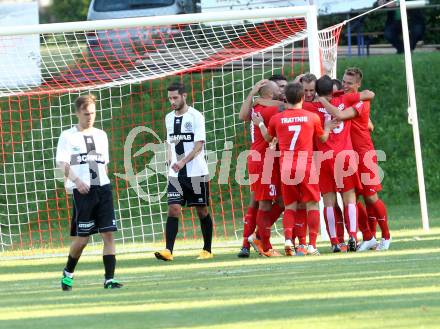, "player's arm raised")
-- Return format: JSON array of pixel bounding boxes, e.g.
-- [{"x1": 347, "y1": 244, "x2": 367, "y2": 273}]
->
[
  {"x1": 293, "y1": 73, "x2": 305, "y2": 83},
  {"x1": 319, "y1": 95, "x2": 373, "y2": 121},
  {"x1": 318, "y1": 97, "x2": 357, "y2": 121},
  {"x1": 368, "y1": 118, "x2": 375, "y2": 132},
  {"x1": 251, "y1": 112, "x2": 274, "y2": 143},
  {"x1": 253, "y1": 98, "x2": 285, "y2": 109},
  {"x1": 315, "y1": 115, "x2": 339, "y2": 143},
  {"x1": 359, "y1": 89, "x2": 375, "y2": 101},
  {"x1": 239, "y1": 79, "x2": 268, "y2": 121}
]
